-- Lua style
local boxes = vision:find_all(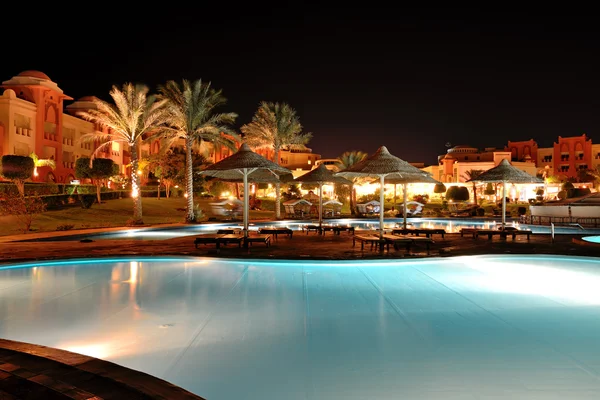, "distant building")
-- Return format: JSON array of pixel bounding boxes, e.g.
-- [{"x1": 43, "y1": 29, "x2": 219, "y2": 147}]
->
[
  {"x1": 0, "y1": 71, "x2": 126, "y2": 184},
  {"x1": 424, "y1": 145, "x2": 537, "y2": 183}
]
